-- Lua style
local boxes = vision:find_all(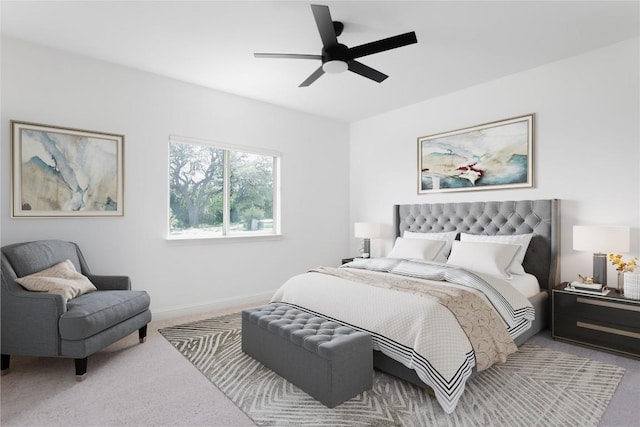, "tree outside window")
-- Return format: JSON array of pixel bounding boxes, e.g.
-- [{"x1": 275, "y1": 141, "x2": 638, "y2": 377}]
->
[{"x1": 169, "y1": 138, "x2": 279, "y2": 237}]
